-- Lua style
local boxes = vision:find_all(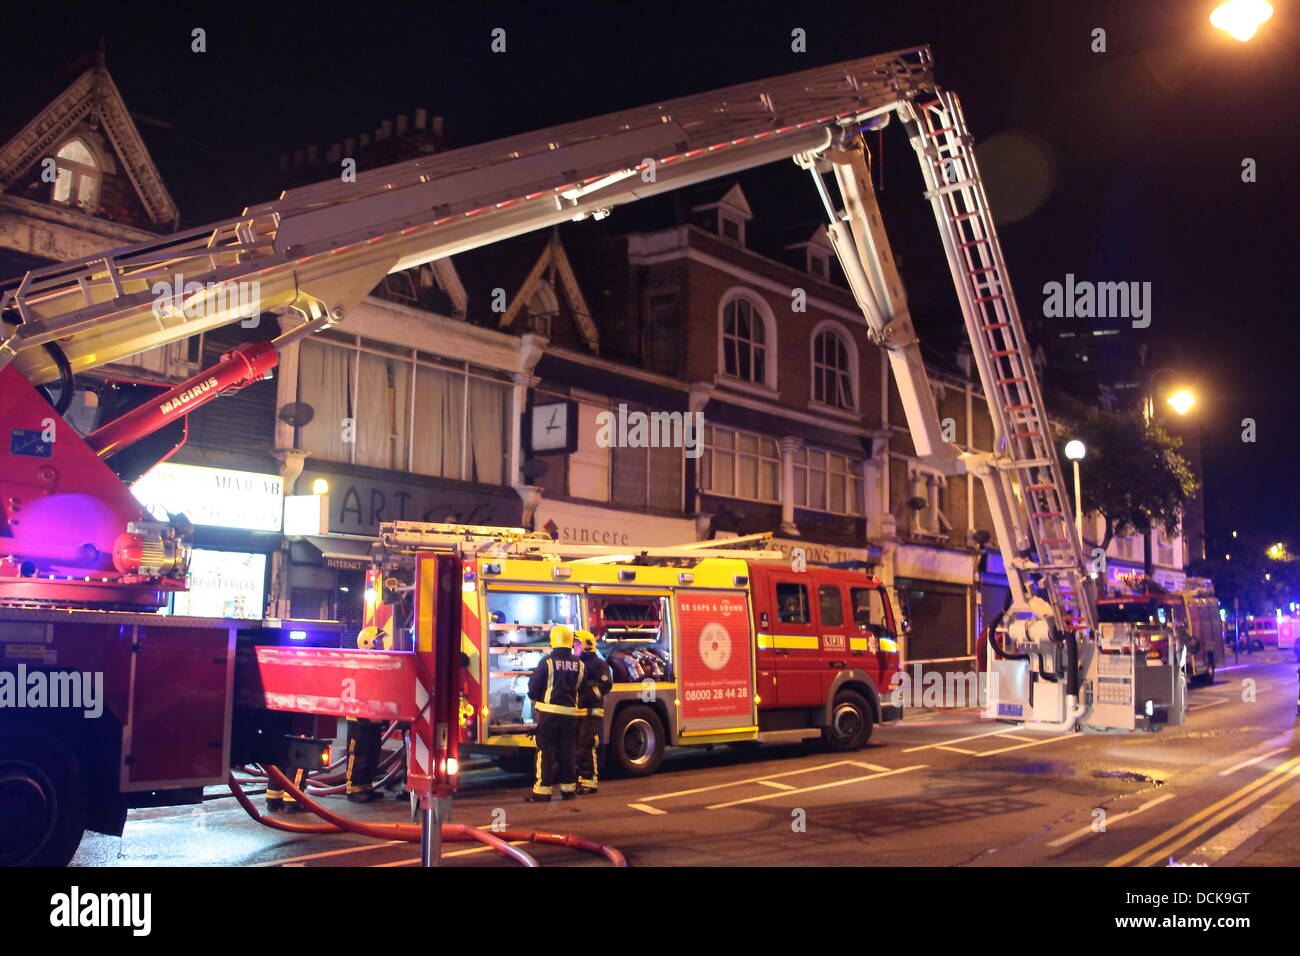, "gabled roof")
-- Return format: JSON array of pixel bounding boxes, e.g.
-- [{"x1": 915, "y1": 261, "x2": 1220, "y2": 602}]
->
[
  {"x1": 690, "y1": 181, "x2": 753, "y2": 220},
  {"x1": 0, "y1": 48, "x2": 179, "y2": 226}
]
